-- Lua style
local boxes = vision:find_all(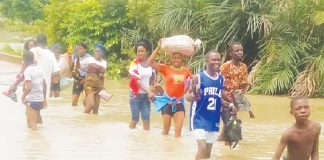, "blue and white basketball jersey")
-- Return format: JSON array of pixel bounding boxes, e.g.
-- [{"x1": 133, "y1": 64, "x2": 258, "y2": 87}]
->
[{"x1": 190, "y1": 71, "x2": 224, "y2": 132}]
